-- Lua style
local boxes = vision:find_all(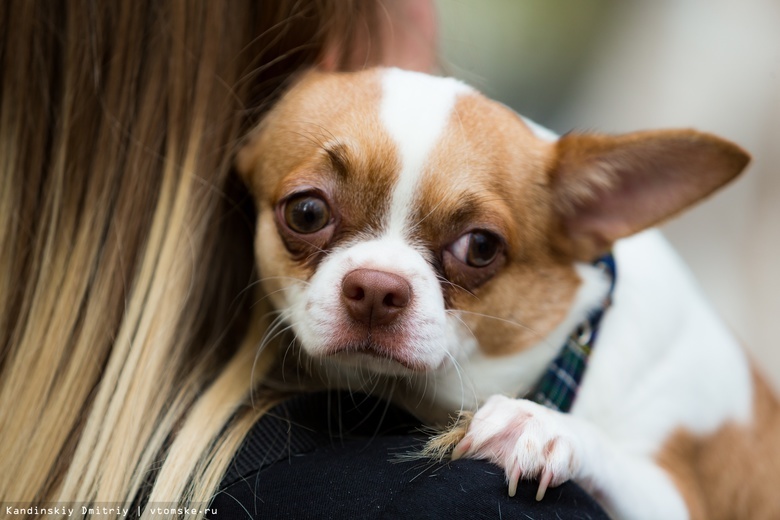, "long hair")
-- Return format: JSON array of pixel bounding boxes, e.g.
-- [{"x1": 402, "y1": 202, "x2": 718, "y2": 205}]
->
[{"x1": 0, "y1": 0, "x2": 384, "y2": 513}]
